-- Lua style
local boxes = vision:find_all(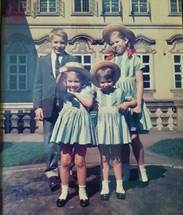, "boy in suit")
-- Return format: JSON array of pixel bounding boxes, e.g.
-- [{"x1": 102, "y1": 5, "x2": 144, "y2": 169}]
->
[{"x1": 33, "y1": 28, "x2": 78, "y2": 191}]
